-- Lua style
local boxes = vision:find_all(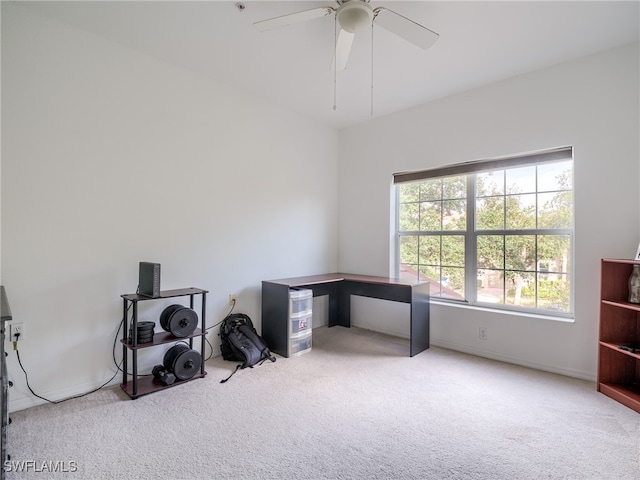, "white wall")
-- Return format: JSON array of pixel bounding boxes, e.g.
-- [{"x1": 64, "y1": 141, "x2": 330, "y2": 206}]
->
[
  {"x1": 338, "y1": 42, "x2": 640, "y2": 380},
  {"x1": 1, "y1": 4, "x2": 338, "y2": 411}
]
